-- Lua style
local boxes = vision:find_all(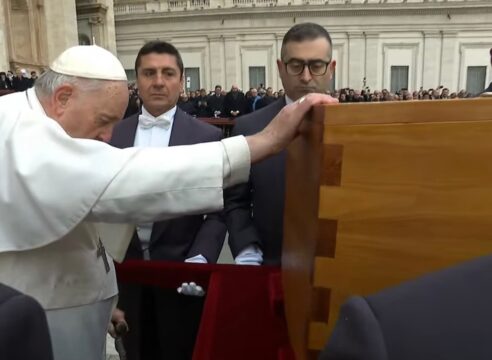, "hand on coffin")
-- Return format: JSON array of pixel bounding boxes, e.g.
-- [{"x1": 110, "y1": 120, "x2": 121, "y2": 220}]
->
[
  {"x1": 177, "y1": 282, "x2": 206, "y2": 297},
  {"x1": 234, "y1": 245, "x2": 263, "y2": 266},
  {"x1": 246, "y1": 93, "x2": 338, "y2": 163}
]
